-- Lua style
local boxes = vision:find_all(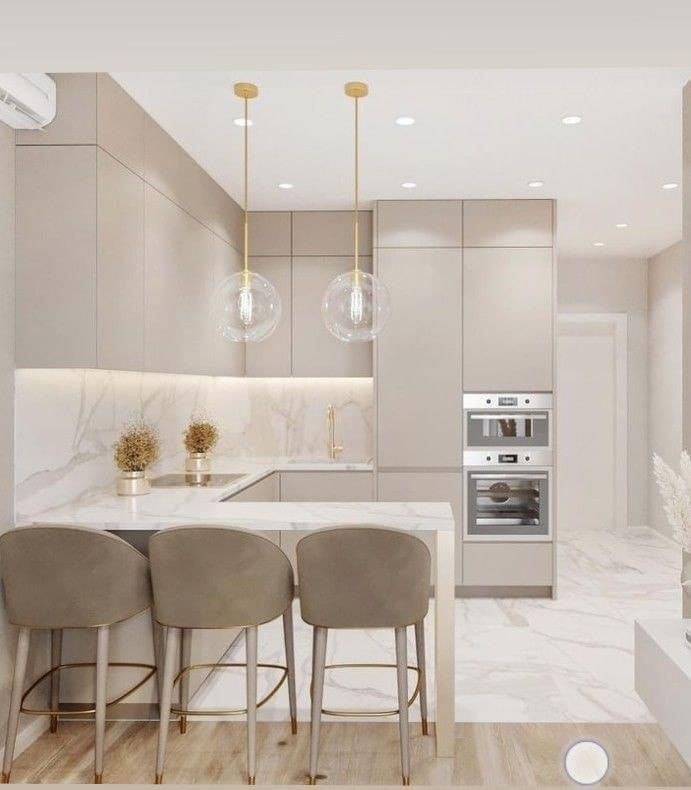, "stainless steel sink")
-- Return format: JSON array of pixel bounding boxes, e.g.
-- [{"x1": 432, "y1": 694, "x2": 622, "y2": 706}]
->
[{"x1": 150, "y1": 473, "x2": 244, "y2": 488}]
